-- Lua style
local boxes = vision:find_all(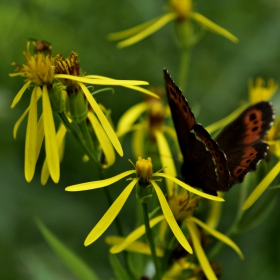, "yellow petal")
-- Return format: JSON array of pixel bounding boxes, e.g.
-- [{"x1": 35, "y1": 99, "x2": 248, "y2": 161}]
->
[
  {"x1": 110, "y1": 215, "x2": 165, "y2": 254},
  {"x1": 249, "y1": 77, "x2": 278, "y2": 104},
  {"x1": 242, "y1": 161, "x2": 280, "y2": 211},
  {"x1": 11, "y1": 81, "x2": 32, "y2": 108},
  {"x1": 186, "y1": 220, "x2": 218, "y2": 280},
  {"x1": 205, "y1": 192, "x2": 223, "y2": 229},
  {"x1": 153, "y1": 173, "x2": 224, "y2": 202},
  {"x1": 154, "y1": 130, "x2": 177, "y2": 197},
  {"x1": 13, "y1": 107, "x2": 29, "y2": 139},
  {"x1": 24, "y1": 87, "x2": 38, "y2": 182},
  {"x1": 116, "y1": 102, "x2": 148, "y2": 134},
  {"x1": 55, "y1": 74, "x2": 148, "y2": 86},
  {"x1": 190, "y1": 12, "x2": 238, "y2": 43},
  {"x1": 42, "y1": 85, "x2": 60, "y2": 183},
  {"x1": 13, "y1": 87, "x2": 42, "y2": 139},
  {"x1": 78, "y1": 82, "x2": 123, "y2": 157},
  {"x1": 41, "y1": 159, "x2": 49, "y2": 186},
  {"x1": 152, "y1": 181, "x2": 193, "y2": 254},
  {"x1": 85, "y1": 75, "x2": 159, "y2": 99},
  {"x1": 132, "y1": 124, "x2": 145, "y2": 159},
  {"x1": 84, "y1": 179, "x2": 138, "y2": 246},
  {"x1": 106, "y1": 236, "x2": 164, "y2": 257},
  {"x1": 117, "y1": 123, "x2": 144, "y2": 138},
  {"x1": 36, "y1": 114, "x2": 45, "y2": 162},
  {"x1": 190, "y1": 217, "x2": 244, "y2": 259},
  {"x1": 107, "y1": 16, "x2": 162, "y2": 40},
  {"x1": 117, "y1": 12, "x2": 177, "y2": 48},
  {"x1": 41, "y1": 123, "x2": 67, "y2": 185},
  {"x1": 87, "y1": 111, "x2": 115, "y2": 168},
  {"x1": 205, "y1": 104, "x2": 248, "y2": 134},
  {"x1": 117, "y1": 85, "x2": 159, "y2": 98},
  {"x1": 66, "y1": 170, "x2": 136, "y2": 191}
]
